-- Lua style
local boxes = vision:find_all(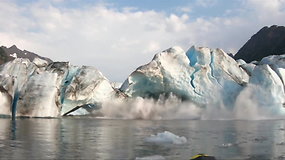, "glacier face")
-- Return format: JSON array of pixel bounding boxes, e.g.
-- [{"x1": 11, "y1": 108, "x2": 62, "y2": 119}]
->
[
  {"x1": 0, "y1": 59, "x2": 38, "y2": 117},
  {"x1": 120, "y1": 46, "x2": 249, "y2": 108},
  {"x1": 120, "y1": 46, "x2": 285, "y2": 119},
  {"x1": 1, "y1": 45, "x2": 285, "y2": 118},
  {"x1": 17, "y1": 71, "x2": 61, "y2": 117},
  {"x1": 0, "y1": 86, "x2": 12, "y2": 115},
  {"x1": 61, "y1": 66, "x2": 124, "y2": 116},
  {"x1": 0, "y1": 59, "x2": 123, "y2": 117},
  {"x1": 120, "y1": 47, "x2": 194, "y2": 101}
]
